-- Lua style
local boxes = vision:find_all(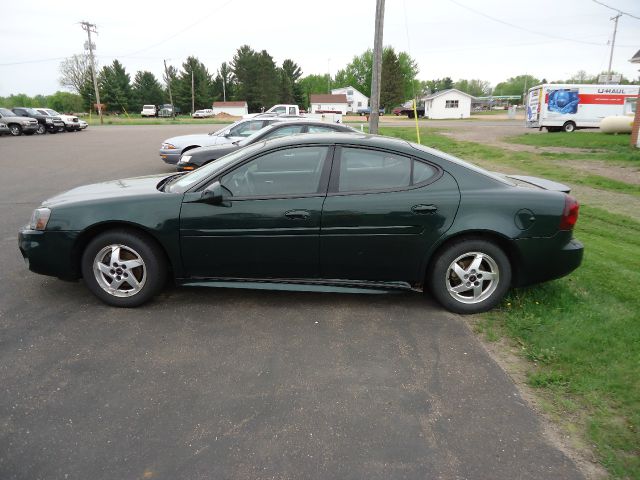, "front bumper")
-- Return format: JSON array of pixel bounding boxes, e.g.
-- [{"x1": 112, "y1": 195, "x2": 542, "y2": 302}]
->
[
  {"x1": 512, "y1": 233, "x2": 583, "y2": 287},
  {"x1": 22, "y1": 124, "x2": 39, "y2": 133},
  {"x1": 160, "y1": 150, "x2": 181, "y2": 164},
  {"x1": 19, "y1": 227, "x2": 80, "y2": 280}
]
